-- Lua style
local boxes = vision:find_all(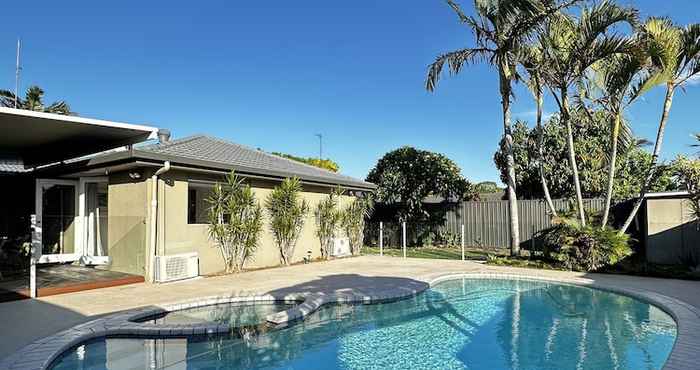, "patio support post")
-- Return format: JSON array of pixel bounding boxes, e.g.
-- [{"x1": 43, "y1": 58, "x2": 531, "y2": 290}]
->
[
  {"x1": 461, "y1": 224, "x2": 465, "y2": 261},
  {"x1": 30, "y1": 214, "x2": 38, "y2": 298},
  {"x1": 379, "y1": 222, "x2": 383, "y2": 257},
  {"x1": 402, "y1": 222, "x2": 406, "y2": 259}
]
